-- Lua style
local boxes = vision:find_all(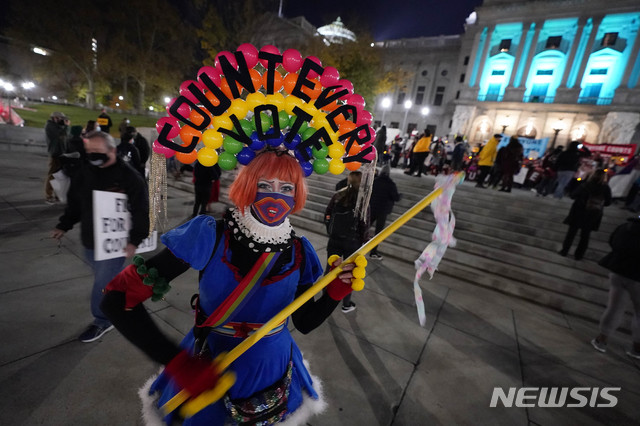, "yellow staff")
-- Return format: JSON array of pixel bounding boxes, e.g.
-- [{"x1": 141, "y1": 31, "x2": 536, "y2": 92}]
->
[{"x1": 164, "y1": 172, "x2": 464, "y2": 417}]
